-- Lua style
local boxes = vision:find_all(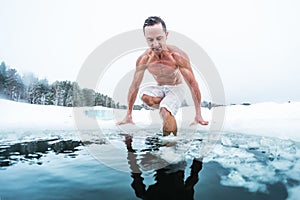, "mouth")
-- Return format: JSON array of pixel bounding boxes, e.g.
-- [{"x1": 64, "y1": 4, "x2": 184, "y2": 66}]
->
[{"x1": 152, "y1": 47, "x2": 161, "y2": 52}]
